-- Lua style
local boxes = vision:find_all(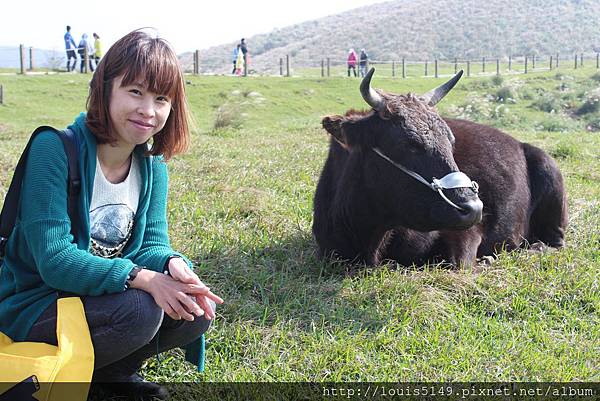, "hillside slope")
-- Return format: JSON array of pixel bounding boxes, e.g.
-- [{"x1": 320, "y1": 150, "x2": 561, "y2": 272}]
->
[{"x1": 183, "y1": 0, "x2": 600, "y2": 74}]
